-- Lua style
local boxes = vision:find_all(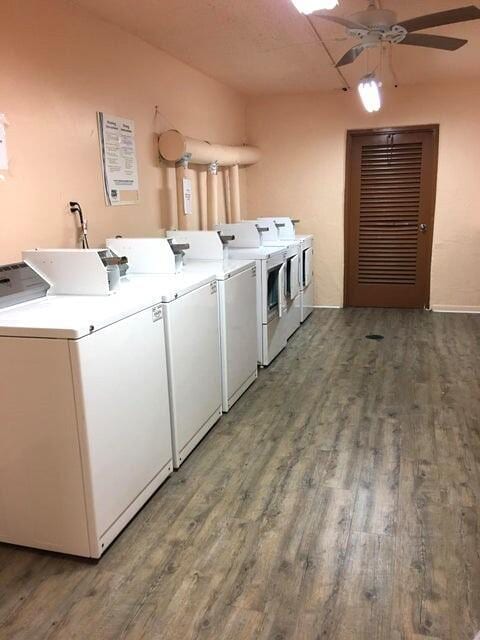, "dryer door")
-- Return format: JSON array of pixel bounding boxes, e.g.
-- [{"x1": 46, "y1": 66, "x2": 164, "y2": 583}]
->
[
  {"x1": 303, "y1": 247, "x2": 313, "y2": 287},
  {"x1": 278, "y1": 263, "x2": 287, "y2": 318},
  {"x1": 287, "y1": 254, "x2": 299, "y2": 300},
  {"x1": 266, "y1": 263, "x2": 281, "y2": 322}
]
